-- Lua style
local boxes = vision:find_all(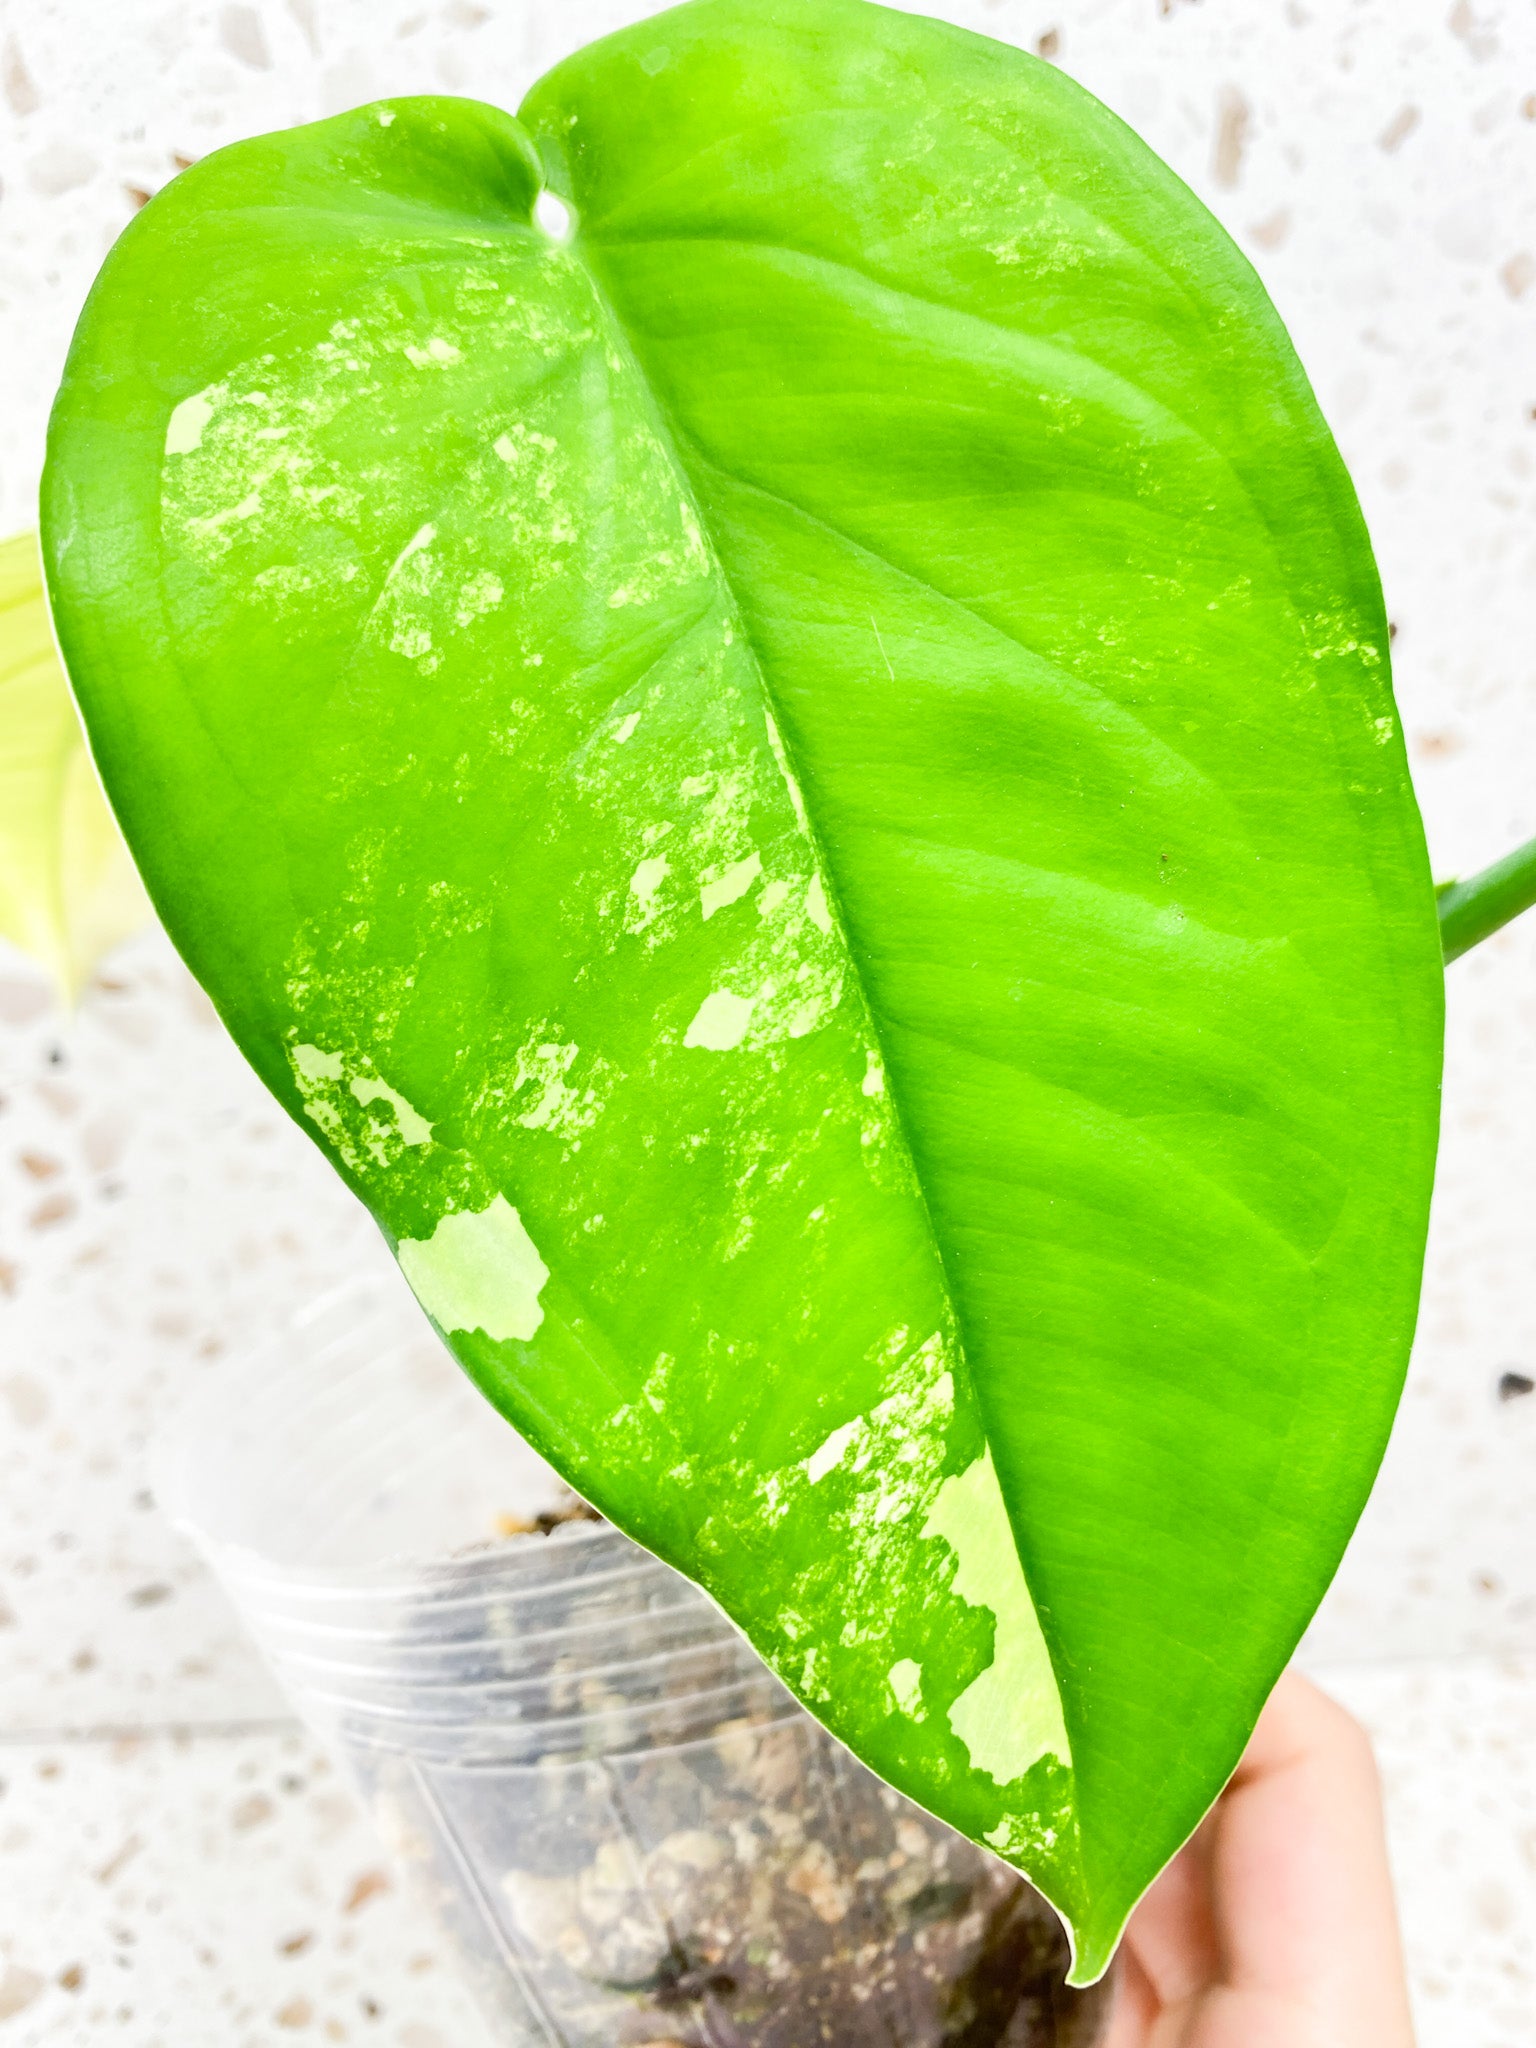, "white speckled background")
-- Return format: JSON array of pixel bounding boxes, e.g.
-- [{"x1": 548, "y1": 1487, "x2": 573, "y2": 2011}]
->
[{"x1": 2, "y1": 2, "x2": 1534, "y2": 2043}]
